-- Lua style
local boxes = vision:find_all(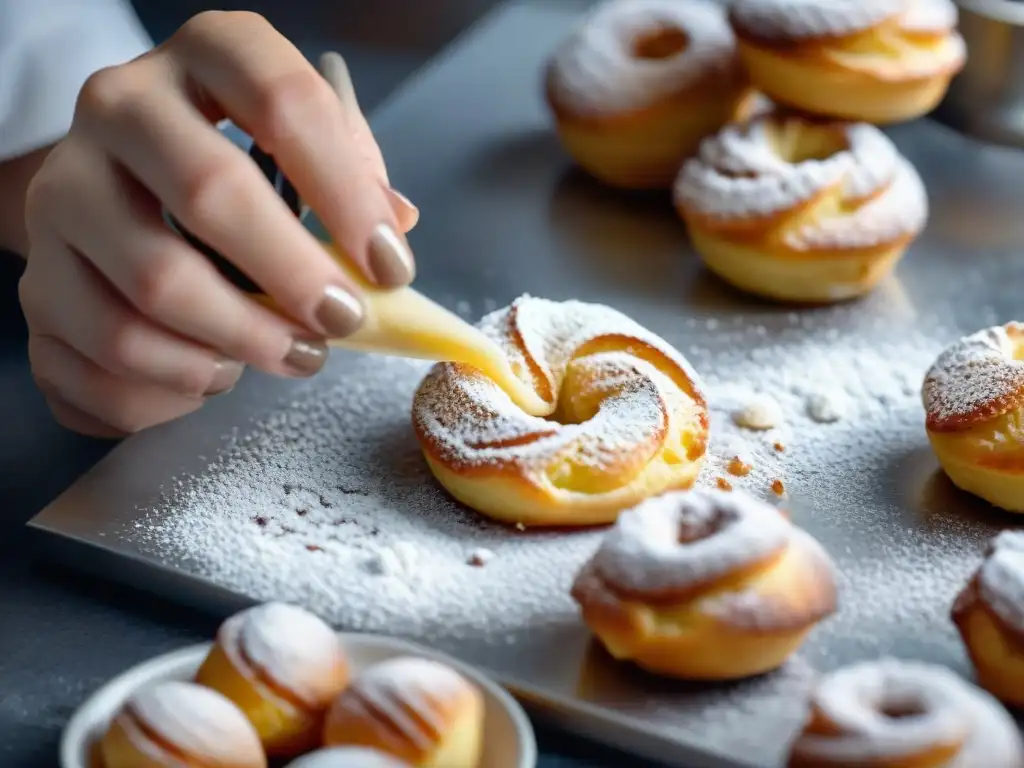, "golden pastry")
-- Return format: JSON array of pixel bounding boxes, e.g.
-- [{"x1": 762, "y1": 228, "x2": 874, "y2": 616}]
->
[
  {"x1": 571, "y1": 488, "x2": 837, "y2": 680},
  {"x1": 99, "y1": 680, "x2": 266, "y2": 768},
  {"x1": 285, "y1": 747, "x2": 412, "y2": 767},
  {"x1": 953, "y1": 530, "x2": 1024, "y2": 707},
  {"x1": 674, "y1": 111, "x2": 927, "y2": 303},
  {"x1": 544, "y1": 0, "x2": 754, "y2": 190},
  {"x1": 729, "y1": 0, "x2": 966, "y2": 124},
  {"x1": 923, "y1": 323, "x2": 1024, "y2": 512},
  {"x1": 786, "y1": 658, "x2": 1024, "y2": 767},
  {"x1": 412, "y1": 296, "x2": 709, "y2": 527},
  {"x1": 195, "y1": 602, "x2": 349, "y2": 757},
  {"x1": 322, "y1": 656, "x2": 484, "y2": 768}
]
